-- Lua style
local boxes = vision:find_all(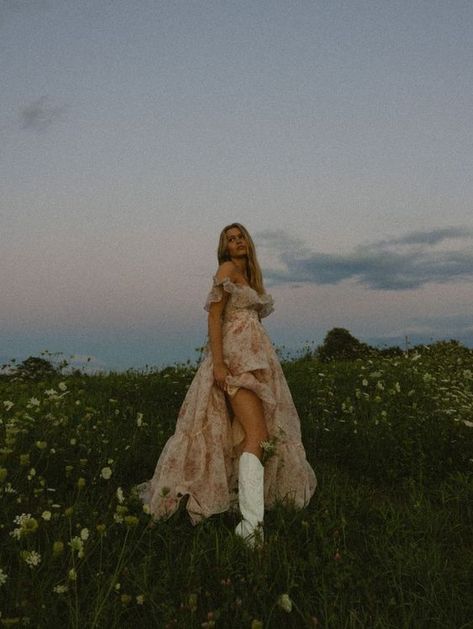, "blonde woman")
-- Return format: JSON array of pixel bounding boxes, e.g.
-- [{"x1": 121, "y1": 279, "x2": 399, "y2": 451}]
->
[{"x1": 138, "y1": 223, "x2": 316, "y2": 546}]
